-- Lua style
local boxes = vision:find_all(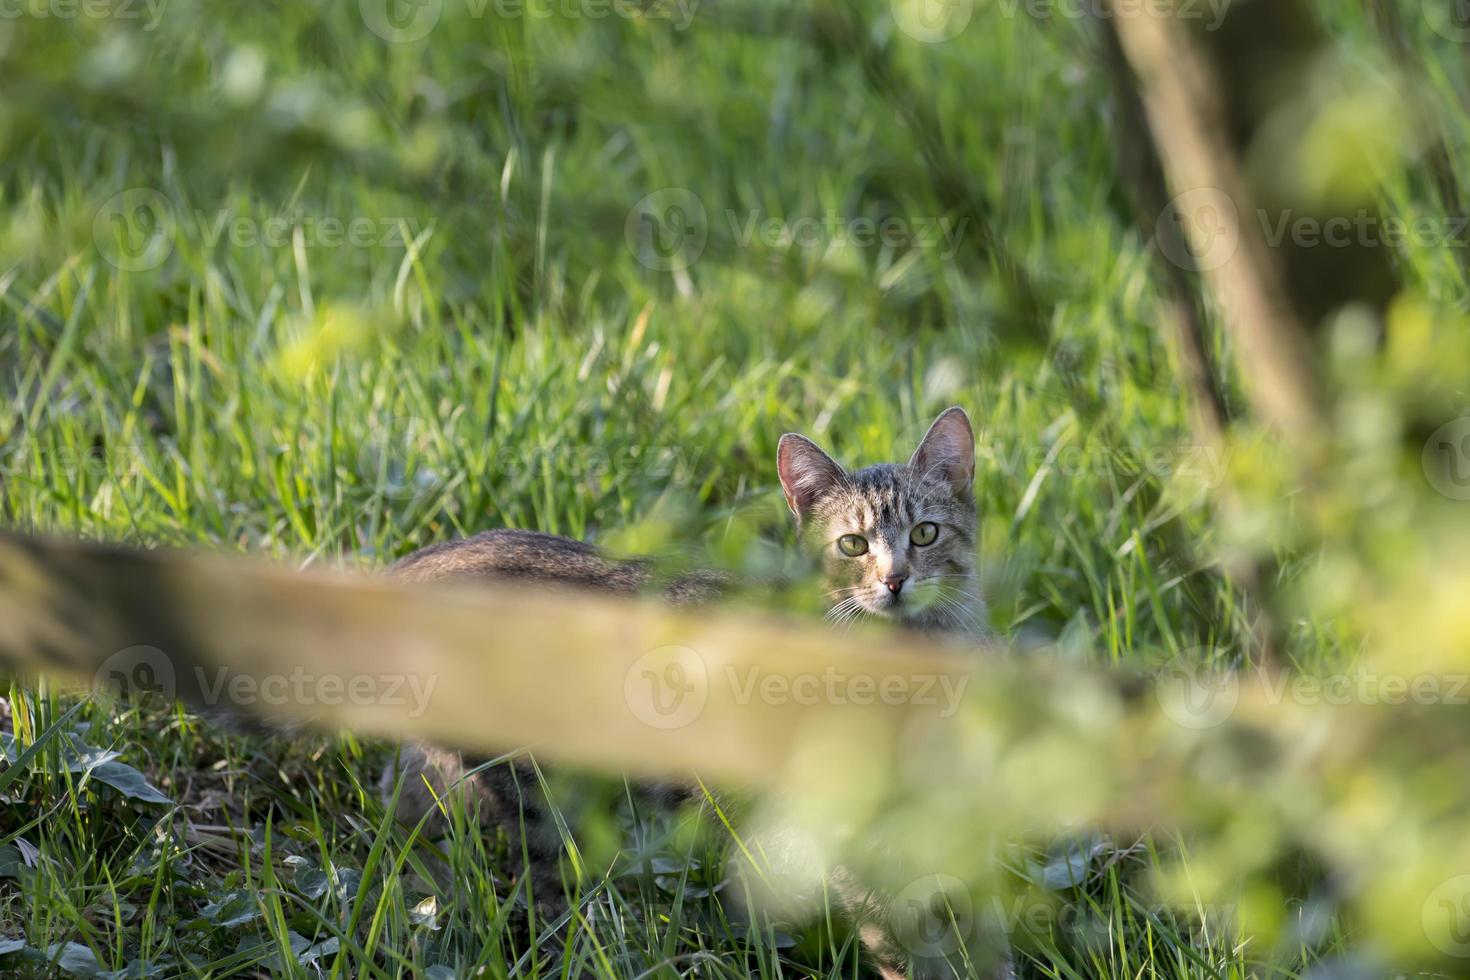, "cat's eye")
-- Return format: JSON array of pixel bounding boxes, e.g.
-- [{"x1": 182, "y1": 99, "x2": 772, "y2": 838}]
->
[
  {"x1": 910, "y1": 522, "x2": 939, "y2": 547},
  {"x1": 837, "y1": 534, "x2": 869, "y2": 557}
]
